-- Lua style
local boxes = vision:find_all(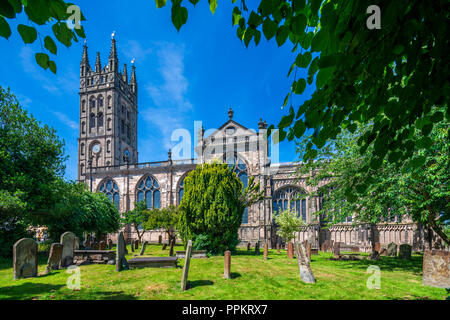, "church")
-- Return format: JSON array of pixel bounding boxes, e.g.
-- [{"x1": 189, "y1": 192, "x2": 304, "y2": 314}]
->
[{"x1": 77, "y1": 36, "x2": 436, "y2": 251}]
